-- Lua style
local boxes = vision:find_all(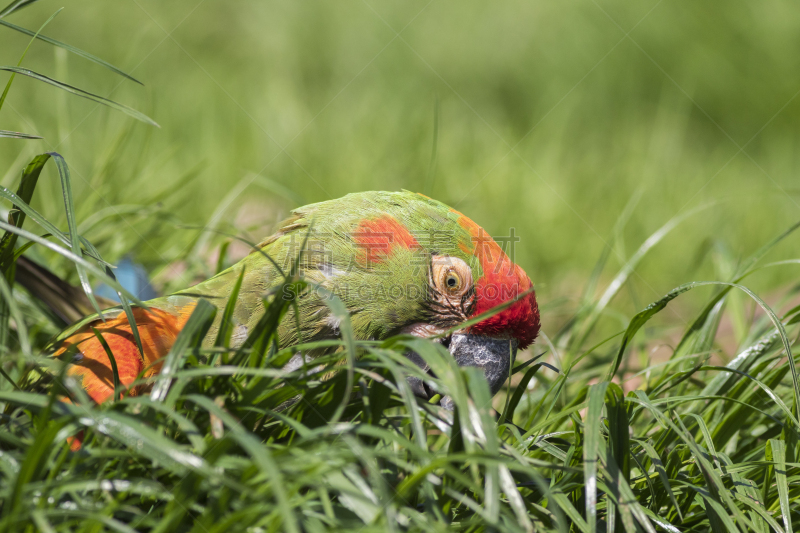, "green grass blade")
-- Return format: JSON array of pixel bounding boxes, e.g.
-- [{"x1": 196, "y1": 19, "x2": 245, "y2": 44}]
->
[
  {"x1": 321, "y1": 290, "x2": 357, "y2": 425},
  {"x1": 605, "y1": 283, "x2": 694, "y2": 381},
  {"x1": 0, "y1": 0, "x2": 40, "y2": 18},
  {"x1": 0, "y1": 159, "x2": 39, "y2": 365},
  {"x1": 600, "y1": 450, "x2": 655, "y2": 533},
  {"x1": 149, "y1": 299, "x2": 216, "y2": 403},
  {"x1": 214, "y1": 239, "x2": 230, "y2": 274},
  {"x1": 640, "y1": 507, "x2": 680, "y2": 533},
  {"x1": 36, "y1": 510, "x2": 138, "y2": 533},
  {"x1": 609, "y1": 280, "x2": 799, "y2": 418},
  {"x1": 0, "y1": 67, "x2": 158, "y2": 126},
  {"x1": 91, "y1": 327, "x2": 120, "y2": 402},
  {"x1": 185, "y1": 394, "x2": 300, "y2": 533},
  {"x1": 605, "y1": 383, "x2": 630, "y2": 531},
  {"x1": 690, "y1": 490, "x2": 739, "y2": 533},
  {"x1": 674, "y1": 221, "x2": 800, "y2": 359},
  {"x1": 229, "y1": 280, "x2": 297, "y2": 367},
  {"x1": 0, "y1": 222, "x2": 144, "y2": 306},
  {"x1": 731, "y1": 493, "x2": 784, "y2": 533},
  {"x1": 370, "y1": 344, "x2": 432, "y2": 450},
  {"x1": 717, "y1": 282, "x2": 798, "y2": 421},
  {"x1": 0, "y1": 181, "x2": 112, "y2": 266},
  {"x1": 638, "y1": 391, "x2": 755, "y2": 531},
  {"x1": 550, "y1": 492, "x2": 589, "y2": 532},
  {"x1": 0, "y1": 8, "x2": 61, "y2": 114},
  {"x1": 70, "y1": 410, "x2": 235, "y2": 484},
  {"x1": 562, "y1": 187, "x2": 641, "y2": 348},
  {"x1": 2, "y1": 420, "x2": 64, "y2": 520},
  {"x1": 0, "y1": 153, "x2": 49, "y2": 271},
  {"x1": 0, "y1": 129, "x2": 40, "y2": 139},
  {"x1": 677, "y1": 414, "x2": 757, "y2": 530},
  {"x1": 720, "y1": 452, "x2": 771, "y2": 533},
  {"x1": 768, "y1": 439, "x2": 793, "y2": 533},
  {"x1": 638, "y1": 440, "x2": 682, "y2": 521},
  {"x1": 122, "y1": 396, "x2": 207, "y2": 452},
  {"x1": 0, "y1": 268, "x2": 30, "y2": 382},
  {"x1": 501, "y1": 361, "x2": 544, "y2": 424},
  {"x1": 0, "y1": 18, "x2": 142, "y2": 84},
  {"x1": 104, "y1": 264, "x2": 144, "y2": 361},
  {"x1": 574, "y1": 204, "x2": 710, "y2": 351},
  {"x1": 701, "y1": 329, "x2": 780, "y2": 399},
  {"x1": 584, "y1": 382, "x2": 609, "y2": 533},
  {"x1": 499, "y1": 464, "x2": 534, "y2": 532},
  {"x1": 214, "y1": 266, "x2": 245, "y2": 349},
  {"x1": 465, "y1": 366, "x2": 500, "y2": 523},
  {"x1": 48, "y1": 152, "x2": 103, "y2": 319},
  {"x1": 686, "y1": 413, "x2": 719, "y2": 468}
]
